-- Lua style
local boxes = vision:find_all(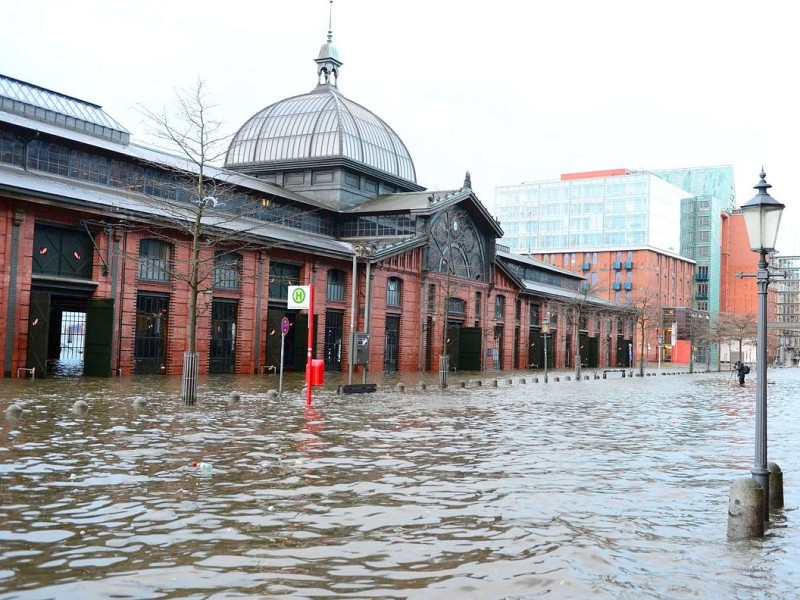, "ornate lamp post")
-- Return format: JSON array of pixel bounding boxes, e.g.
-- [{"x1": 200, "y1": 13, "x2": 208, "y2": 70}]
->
[
  {"x1": 541, "y1": 318, "x2": 550, "y2": 383},
  {"x1": 740, "y1": 170, "x2": 784, "y2": 522}
]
